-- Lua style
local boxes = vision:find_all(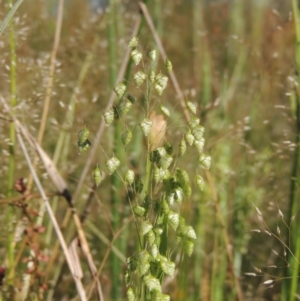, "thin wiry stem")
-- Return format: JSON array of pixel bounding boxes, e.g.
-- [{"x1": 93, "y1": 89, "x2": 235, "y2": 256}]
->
[
  {"x1": 0, "y1": 0, "x2": 23, "y2": 36},
  {"x1": 27, "y1": 0, "x2": 64, "y2": 191},
  {"x1": 7, "y1": 0, "x2": 17, "y2": 284}
]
